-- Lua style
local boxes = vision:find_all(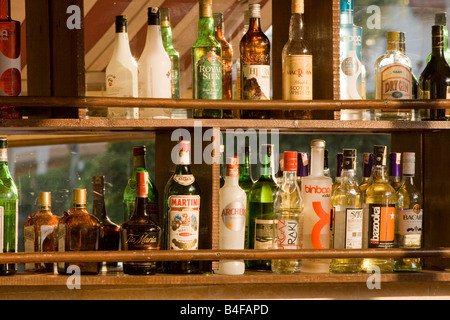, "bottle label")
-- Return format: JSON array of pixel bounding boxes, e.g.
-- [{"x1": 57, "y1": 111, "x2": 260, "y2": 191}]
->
[
  {"x1": 221, "y1": 202, "x2": 246, "y2": 232},
  {"x1": 399, "y1": 206, "x2": 422, "y2": 236},
  {"x1": 344, "y1": 208, "x2": 363, "y2": 249},
  {"x1": 275, "y1": 218, "x2": 301, "y2": 249},
  {"x1": 368, "y1": 203, "x2": 395, "y2": 248},
  {"x1": 173, "y1": 174, "x2": 195, "y2": 186},
  {"x1": 380, "y1": 64, "x2": 412, "y2": 100},
  {"x1": 283, "y1": 55, "x2": 313, "y2": 100},
  {"x1": 23, "y1": 225, "x2": 35, "y2": 270},
  {"x1": 124, "y1": 231, "x2": 160, "y2": 250},
  {"x1": 0, "y1": 148, "x2": 6, "y2": 162},
  {"x1": 0, "y1": 28, "x2": 21, "y2": 96},
  {"x1": 195, "y1": 51, "x2": 222, "y2": 99},
  {"x1": 168, "y1": 195, "x2": 200, "y2": 250},
  {"x1": 254, "y1": 219, "x2": 275, "y2": 249},
  {"x1": 242, "y1": 65, "x2": 270, "y2": 100}
]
